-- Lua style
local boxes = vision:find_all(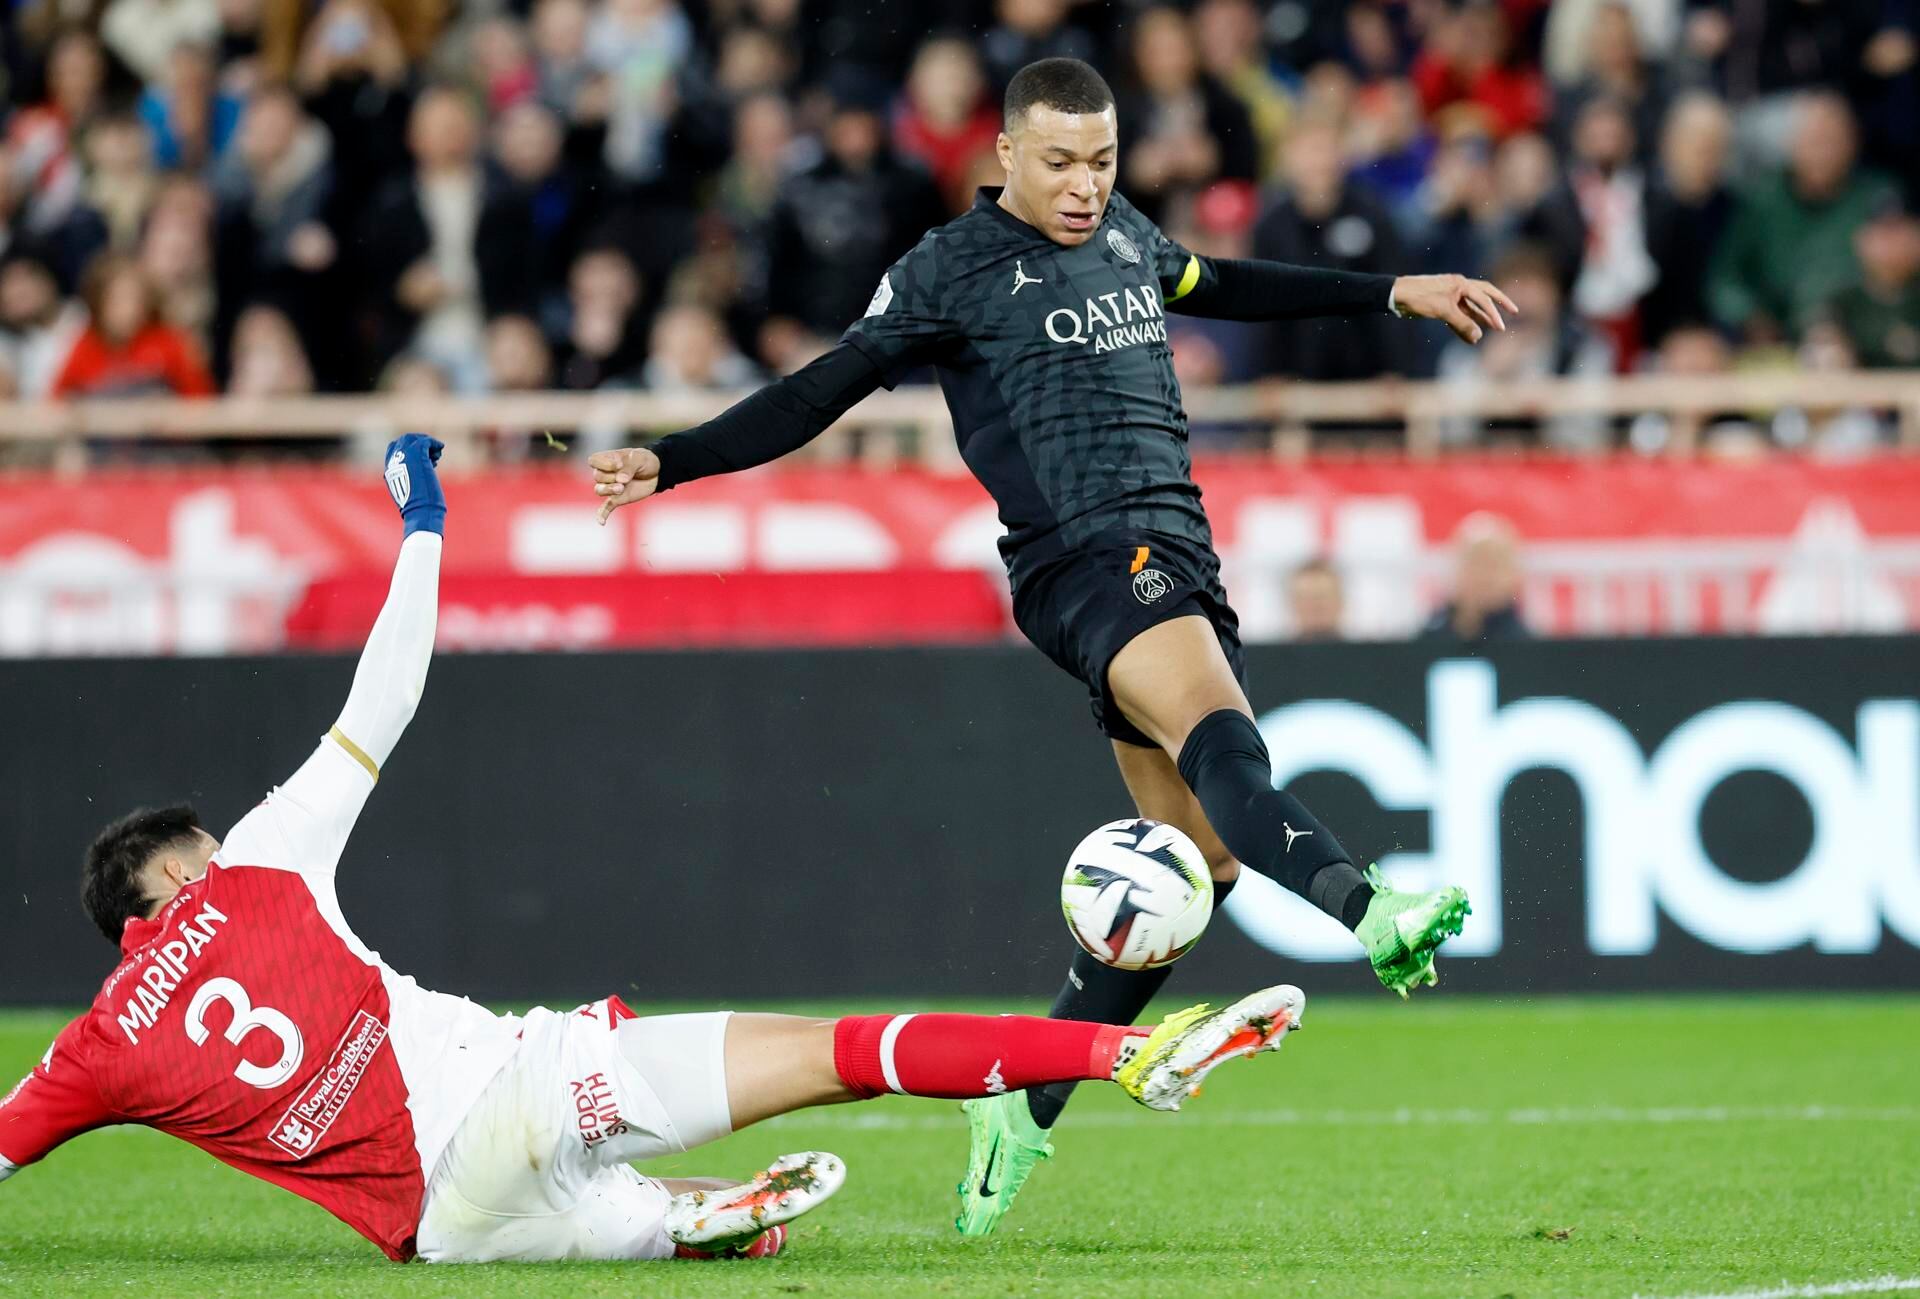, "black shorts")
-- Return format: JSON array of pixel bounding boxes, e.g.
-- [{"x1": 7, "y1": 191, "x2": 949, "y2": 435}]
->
[{"x1": 1009, "y1": 529, "x2": 1248, "y2": 749}]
